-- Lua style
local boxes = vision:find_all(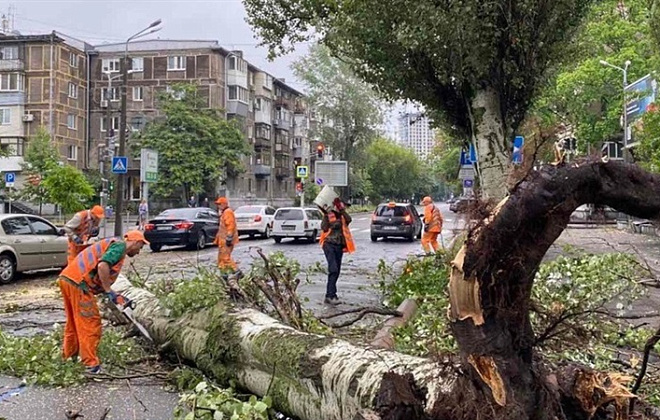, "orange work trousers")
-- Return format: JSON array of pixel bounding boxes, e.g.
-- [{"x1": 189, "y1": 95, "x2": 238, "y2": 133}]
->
[
  {"x1": 58, "y1": 278, "x2": 102, "y2": 367},
  {"x1": 67, "y1": 241, "x2": 88, "y2": 265},
  {"x1": 422, "y1": 231, "x2": 440, "y2": 253},
  {"x1": 217, "y1": 242, "x2": 237, "y2": 271}
]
